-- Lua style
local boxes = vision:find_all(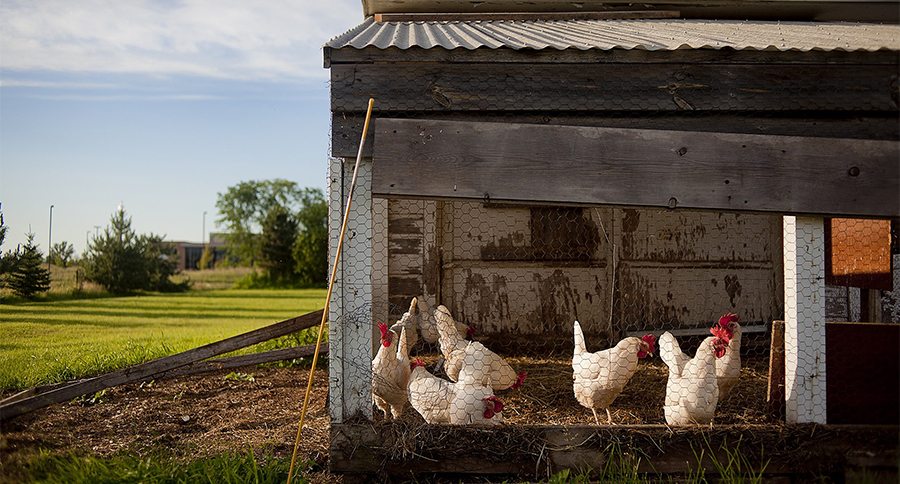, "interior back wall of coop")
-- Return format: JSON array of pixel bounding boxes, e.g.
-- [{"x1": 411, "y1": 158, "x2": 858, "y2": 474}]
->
[{"x1": 374, "y1": 198, "x2": 784, "y2": 340}]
